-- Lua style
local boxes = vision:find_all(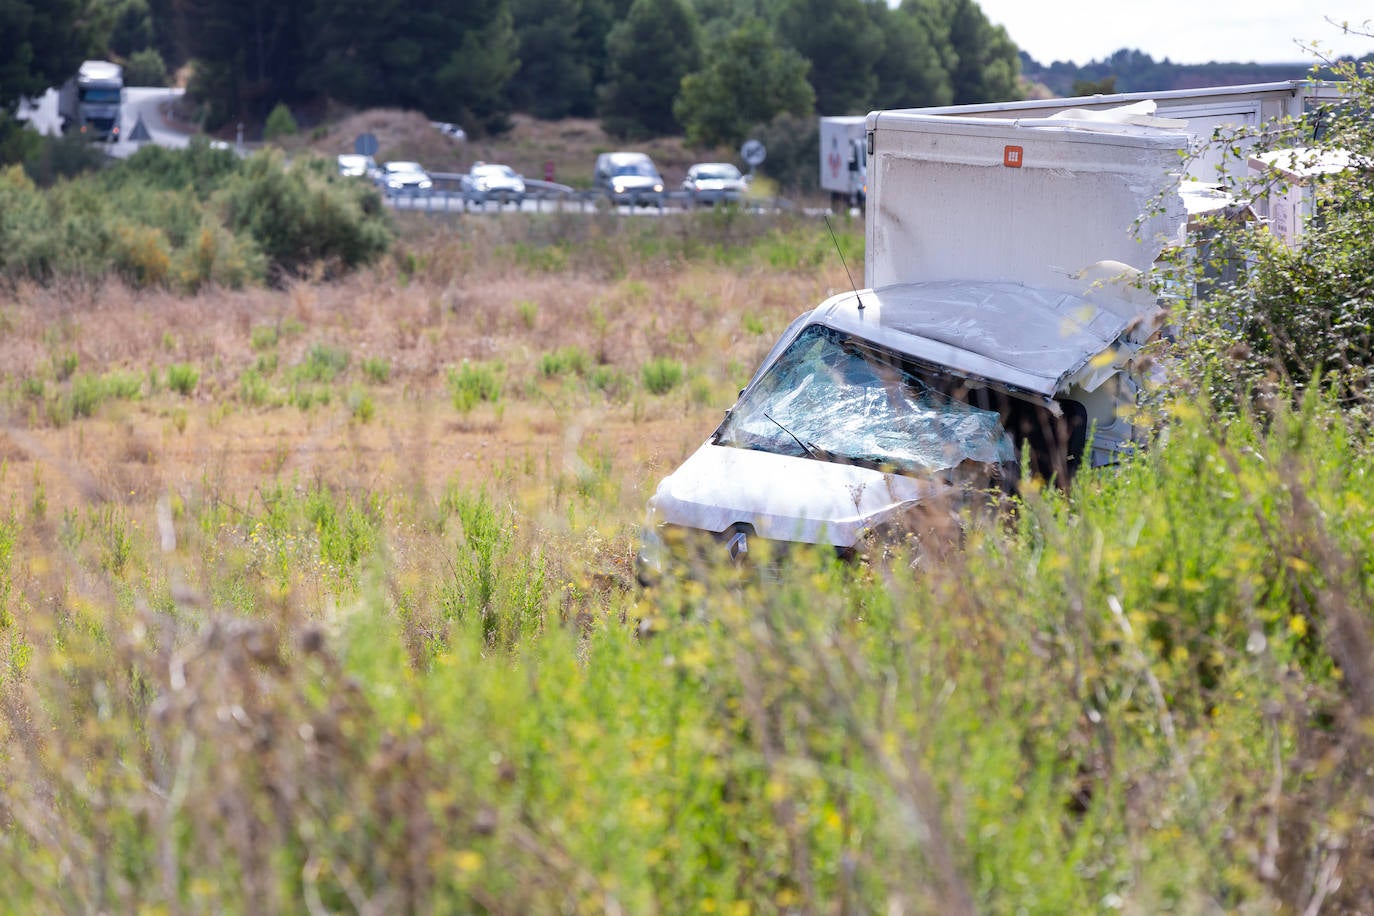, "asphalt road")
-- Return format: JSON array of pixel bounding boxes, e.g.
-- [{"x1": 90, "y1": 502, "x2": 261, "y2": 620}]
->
[
  {"x1": 111, "y1": 87, "x2": 192, "y2": 157},
  {"x1": 17, "y1": 86, "x2": 193, "y2": 158}
]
